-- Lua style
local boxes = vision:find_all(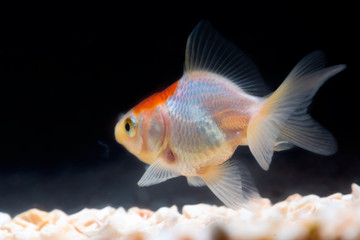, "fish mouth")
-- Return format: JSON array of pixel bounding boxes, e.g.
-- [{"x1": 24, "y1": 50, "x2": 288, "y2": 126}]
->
[{"x1": 114, "y1": 120, "x2": 124, "y2": 145}]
